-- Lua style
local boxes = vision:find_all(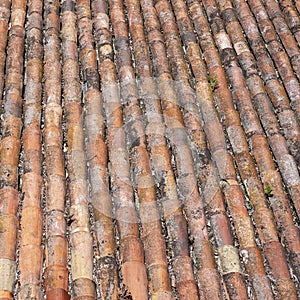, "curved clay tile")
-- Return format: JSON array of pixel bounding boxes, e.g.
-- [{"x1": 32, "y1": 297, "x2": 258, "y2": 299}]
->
[{"x1": 0, "y1": 0, "x2": 10, "y2": 107}]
